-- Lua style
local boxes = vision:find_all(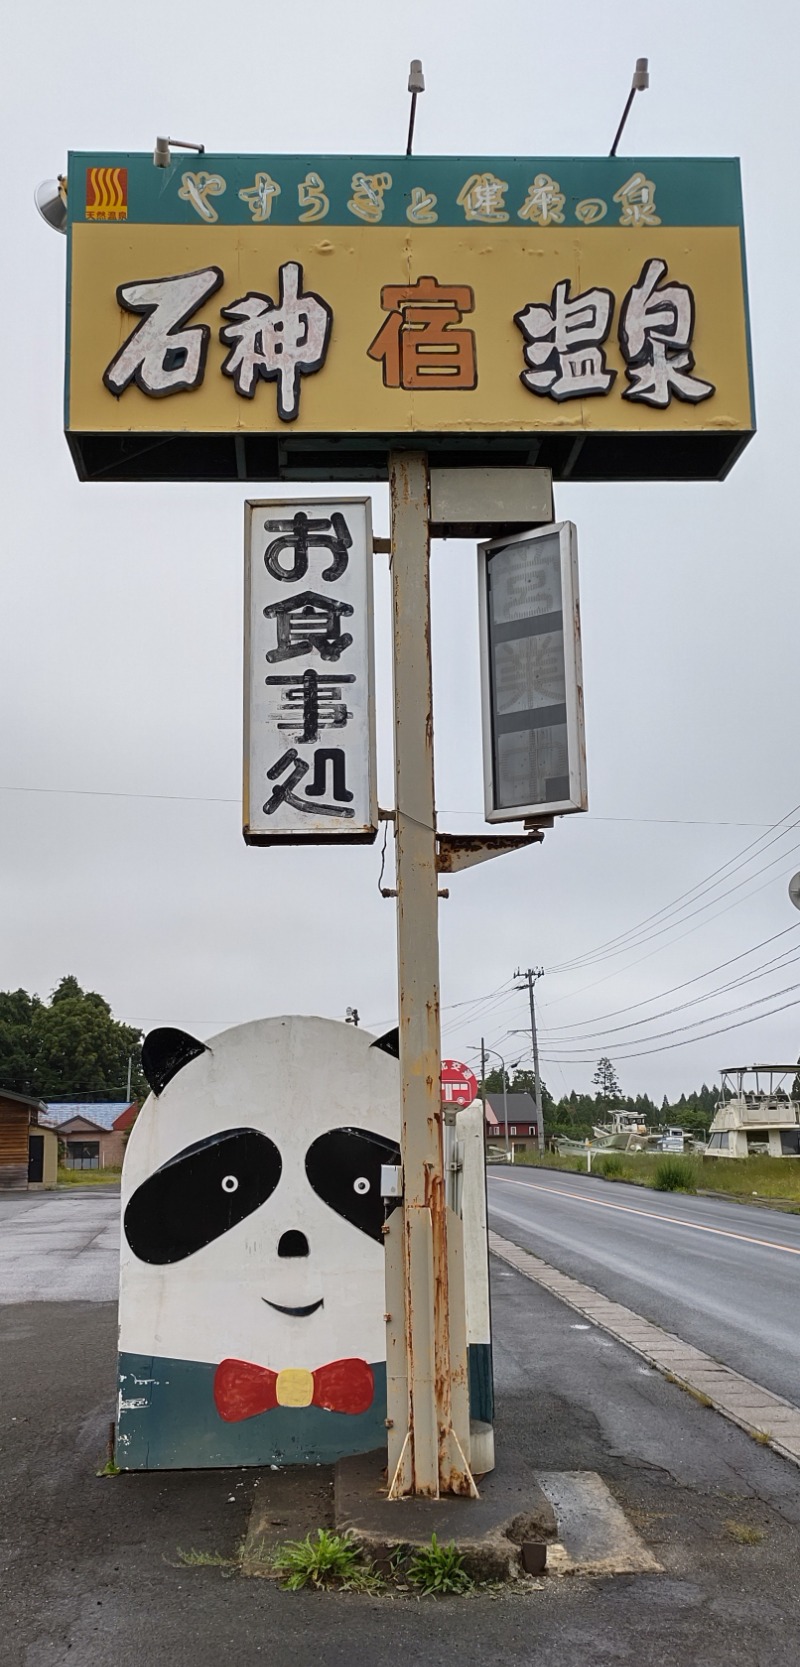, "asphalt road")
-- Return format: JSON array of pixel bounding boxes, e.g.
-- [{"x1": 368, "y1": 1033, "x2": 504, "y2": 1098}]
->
[
  {"x1": 488, "y1": 1165, "x2": 800, "y2": 1405},
  {"x1": 5, "y1": 1250, "x2": 800, "y2": 1664},
  {"x1": 0, "y1": 1190, "x2": 119, "y2": 1303}
]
